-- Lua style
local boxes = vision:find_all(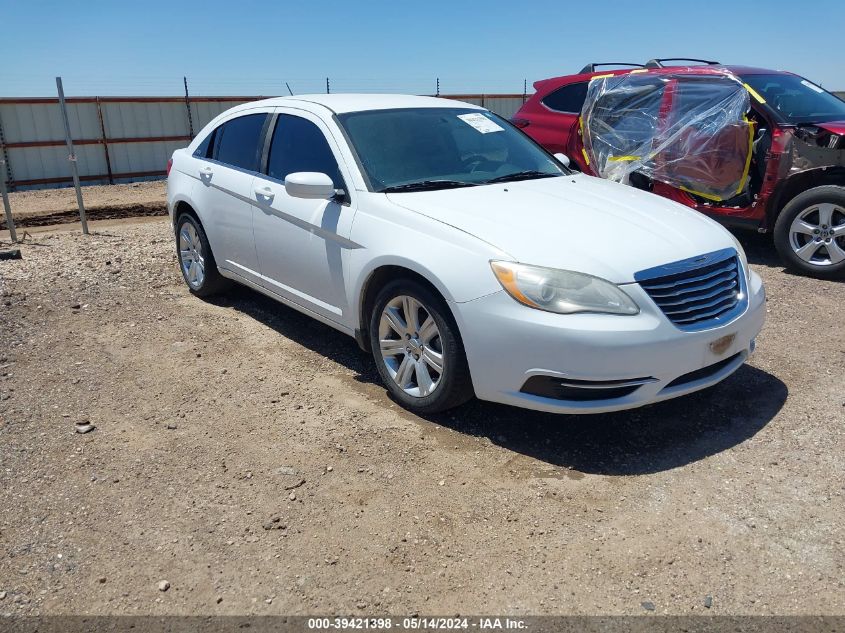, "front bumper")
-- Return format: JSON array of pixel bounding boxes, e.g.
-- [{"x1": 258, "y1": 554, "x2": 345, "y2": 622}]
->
[{"x1": 453, "y1": 270, "x2": 766, "y2": 414}]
